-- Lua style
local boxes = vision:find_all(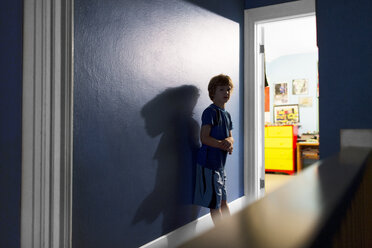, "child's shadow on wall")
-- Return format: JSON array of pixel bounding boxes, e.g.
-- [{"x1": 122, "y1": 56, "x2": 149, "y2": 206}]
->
[{"x1": 132, "y1": 85, "x2": 201, "y2": 234}]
